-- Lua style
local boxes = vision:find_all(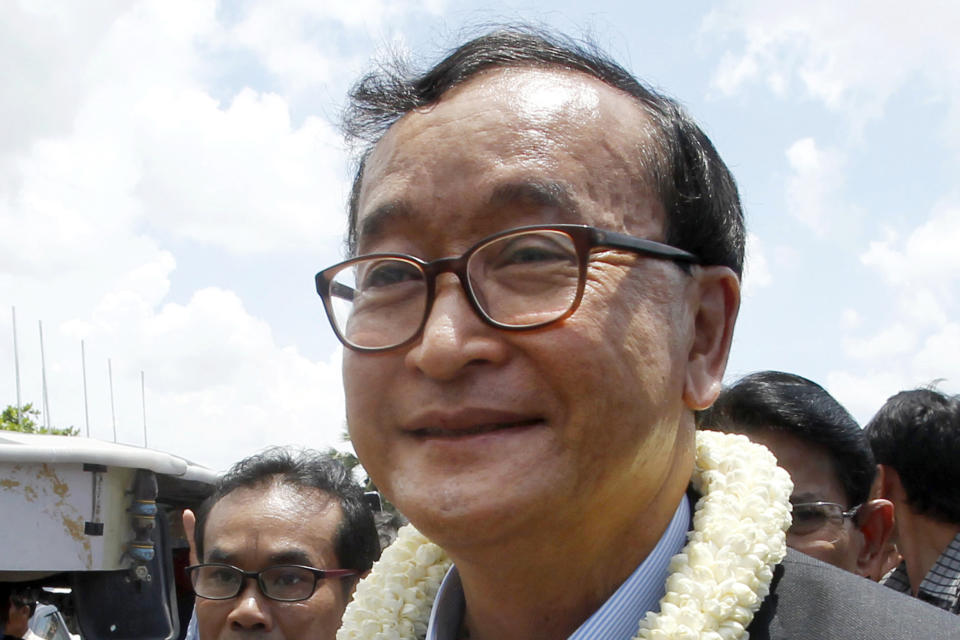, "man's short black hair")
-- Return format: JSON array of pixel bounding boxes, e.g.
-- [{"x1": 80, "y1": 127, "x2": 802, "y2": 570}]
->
[
  {"x1": 194, "y1": 448, "x2": 380, "y2": 575},
  {"x1": 342, "y1": 25, "x2": 745, "y2": 276},
  {"x1": 865, "y1": 388, "x2": 960, "y2": 523},
  {"x1": 9, "y1": 590, "x2": 37, "y2": 618},
  {"x1": 698, "y1": 370, "x2": 874, "y2": 507},
  {"x1": 2, "y1": 588, "x2": 37, "y2": 622}
]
